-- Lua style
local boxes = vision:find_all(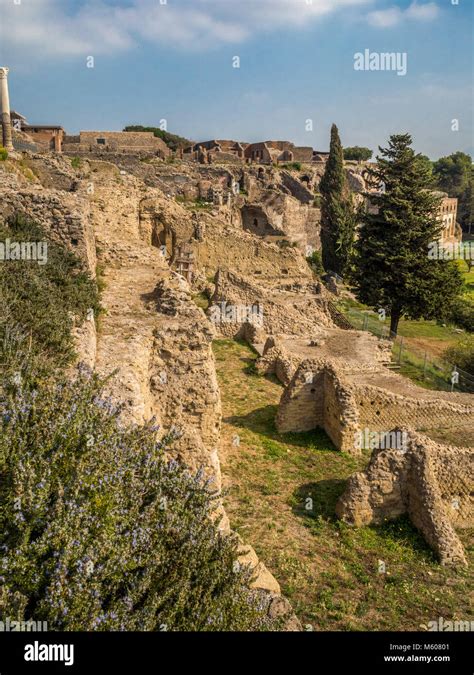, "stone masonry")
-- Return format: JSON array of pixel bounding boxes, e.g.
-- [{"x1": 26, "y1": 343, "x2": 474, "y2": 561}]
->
[{"x1": 336, "y1": 430, "x2": 473, "y2": 566}]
